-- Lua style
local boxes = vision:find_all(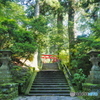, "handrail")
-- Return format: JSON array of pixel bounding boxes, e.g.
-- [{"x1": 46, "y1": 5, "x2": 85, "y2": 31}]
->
[
  {"x1": 63, "y1": 65, "x2": 75, "y2": 92},
  {"x1": 57, "y1": 62, "x2": 75, "y2": 92},
  {"x1": 63, "y1": 65, "x2": 72, "y2": 80},
  {"x1": 24, "y1": 71, "x2": 37, "y2": 95},
  {"x1": 21, "y1": 67, "x2": 37, "y2": 94},
  {"x1": 66, "y1": 66, "x2": 72, "y2": 76}
]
